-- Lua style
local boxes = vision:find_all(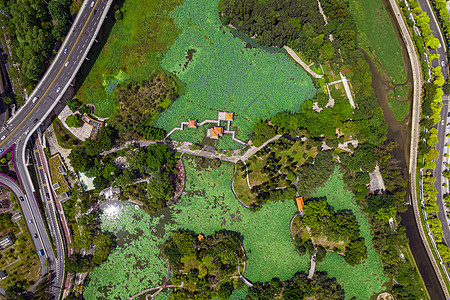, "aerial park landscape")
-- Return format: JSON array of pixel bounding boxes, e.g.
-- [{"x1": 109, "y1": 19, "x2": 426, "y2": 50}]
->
[{"x1": 1, "y1": 0, "x2": 450, "y2": 299}]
